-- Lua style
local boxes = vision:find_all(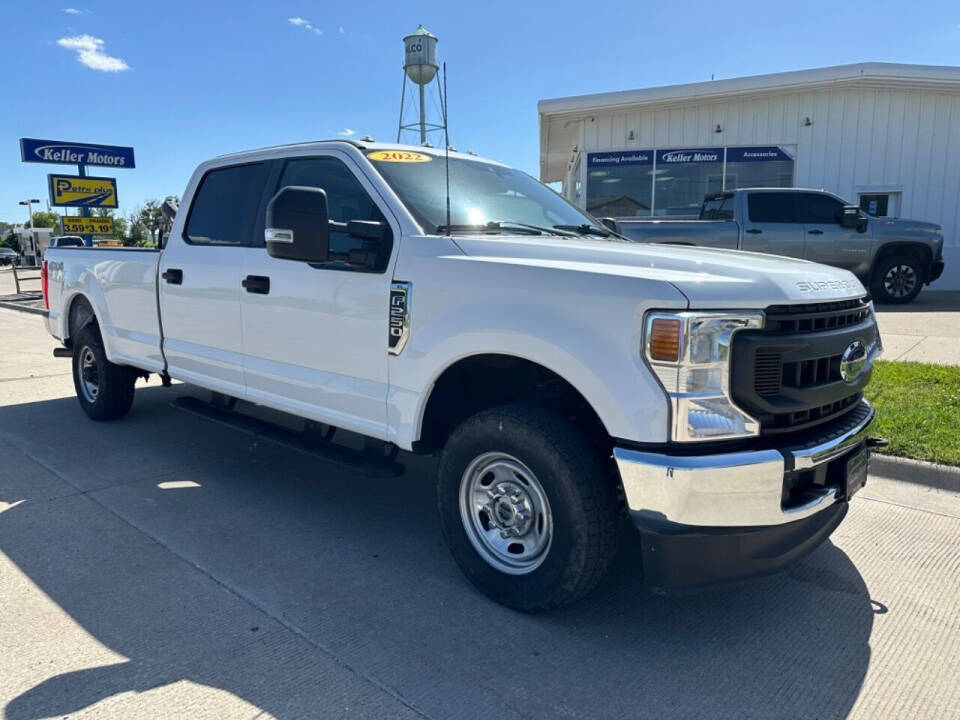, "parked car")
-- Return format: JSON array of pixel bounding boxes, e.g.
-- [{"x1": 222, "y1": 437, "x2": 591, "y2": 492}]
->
[
  {"x1": 608, "y1": 188, "x2": 945, "y2": 304},
  {"x1": 42, "y1": 140, "x2": 884, "y2": 611},
  {"x1": 0, "y1": 247, "x2": 19, "y2": 265}
]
